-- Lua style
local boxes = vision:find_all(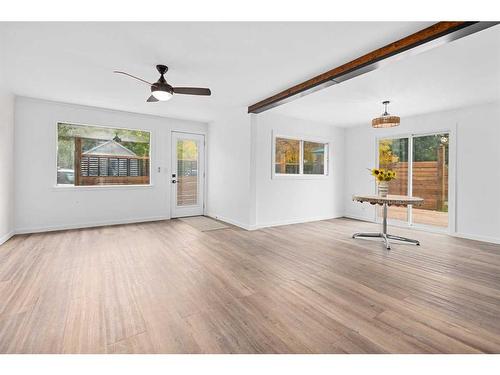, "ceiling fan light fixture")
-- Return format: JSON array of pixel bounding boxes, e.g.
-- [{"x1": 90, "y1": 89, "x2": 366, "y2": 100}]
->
[
  {"x1": 372, "y1": 100, "x2": 400, "y2": 128},
  {"x1": 114, "y1": 64, "x2": 211, "y2": 103},
  {"x1": 151, "y1": 90, "x2": 173, "y2": 101}
]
